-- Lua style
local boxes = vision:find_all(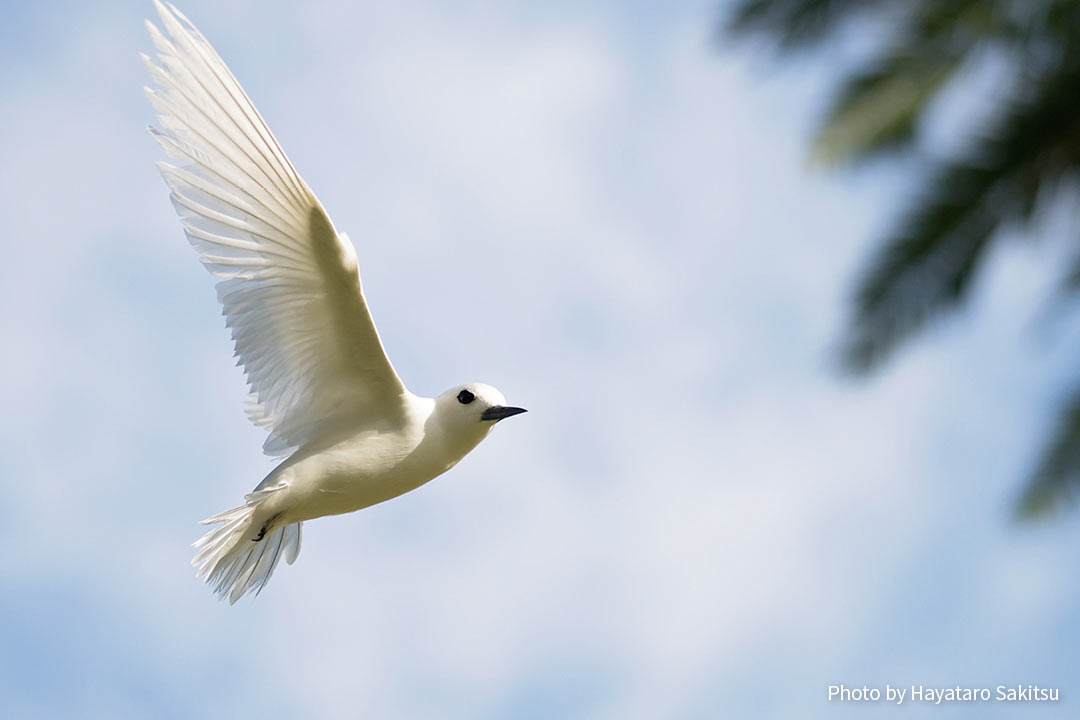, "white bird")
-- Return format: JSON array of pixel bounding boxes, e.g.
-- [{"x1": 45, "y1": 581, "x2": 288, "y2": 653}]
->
[{"x1": 142, "y1": 1, "x2": 526, "y2": 603}]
